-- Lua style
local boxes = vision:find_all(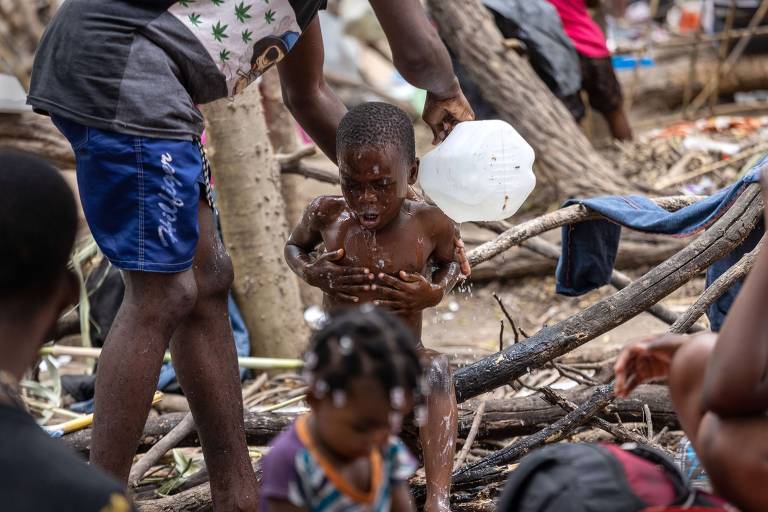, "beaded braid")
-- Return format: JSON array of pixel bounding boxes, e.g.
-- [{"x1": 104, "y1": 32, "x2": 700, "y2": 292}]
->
[{"x1": 303, "y1": 306, "x2": 426, "y2": 408}]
